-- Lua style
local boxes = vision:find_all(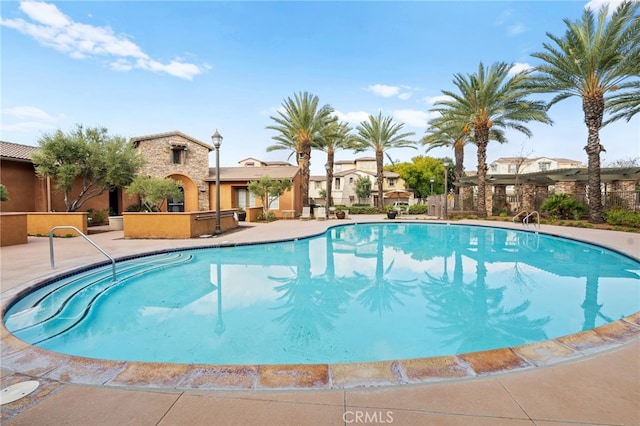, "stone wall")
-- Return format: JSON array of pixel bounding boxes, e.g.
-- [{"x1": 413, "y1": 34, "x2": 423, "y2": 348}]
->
[{"x1": 136, "y1": 134, "x2": 211, "y2": 211}]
